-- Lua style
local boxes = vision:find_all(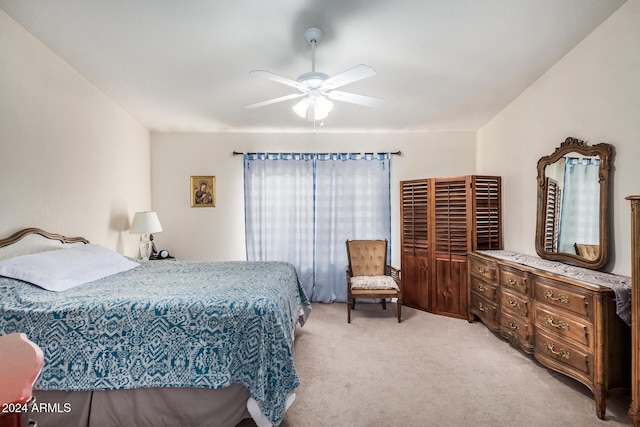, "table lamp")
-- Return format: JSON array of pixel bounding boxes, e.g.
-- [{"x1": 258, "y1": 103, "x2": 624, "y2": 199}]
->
[{"x1": 130, "y1": 211, "x2": 163, "y2": 260}]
